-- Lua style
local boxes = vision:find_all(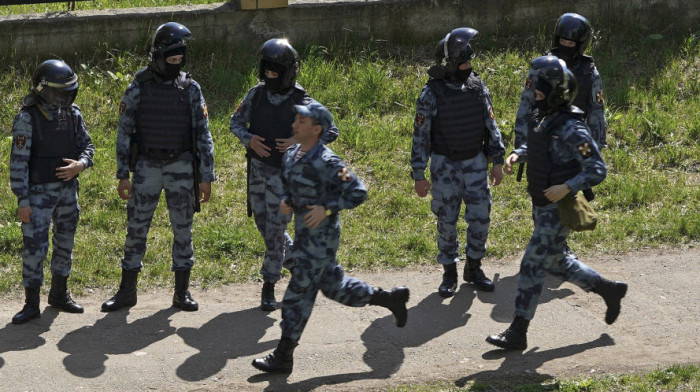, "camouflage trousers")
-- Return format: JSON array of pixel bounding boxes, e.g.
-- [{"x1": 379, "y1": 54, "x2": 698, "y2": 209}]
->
[
  {"x1": 122, "y1": 157, "x2": 195, "y2": 272},
  {"x1": 249, "y1": 158, "x2": 292, "y2": 283},
  {"x1": 280, "y1": 256, "x2": 374, "y2": 342},
  {"x1": 429, "y1": 153, "x2": 492, "y2": 264},
  {"x1": 21, "y1": 179, "x2": 80, "y2": 288},
  {"x1": 515, "y1": 203, "x2": 601, "y2": 320}
]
